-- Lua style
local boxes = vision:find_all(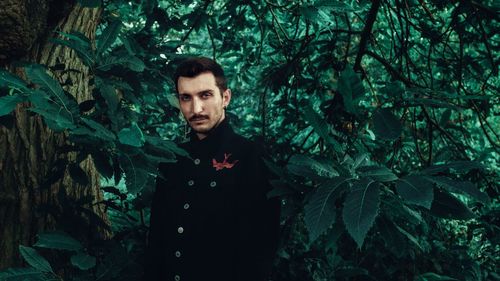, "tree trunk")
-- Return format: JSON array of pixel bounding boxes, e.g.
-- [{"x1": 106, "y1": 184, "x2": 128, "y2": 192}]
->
[{"x1": 0, "y1": 2, "x2": 108, "y2": 269}]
